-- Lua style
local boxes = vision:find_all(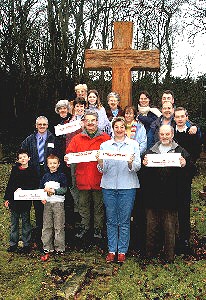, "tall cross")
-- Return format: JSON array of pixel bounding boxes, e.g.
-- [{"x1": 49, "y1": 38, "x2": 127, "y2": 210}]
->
[{"x1": 85, "y1": 21, "x2": 160, "y2": 108}]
